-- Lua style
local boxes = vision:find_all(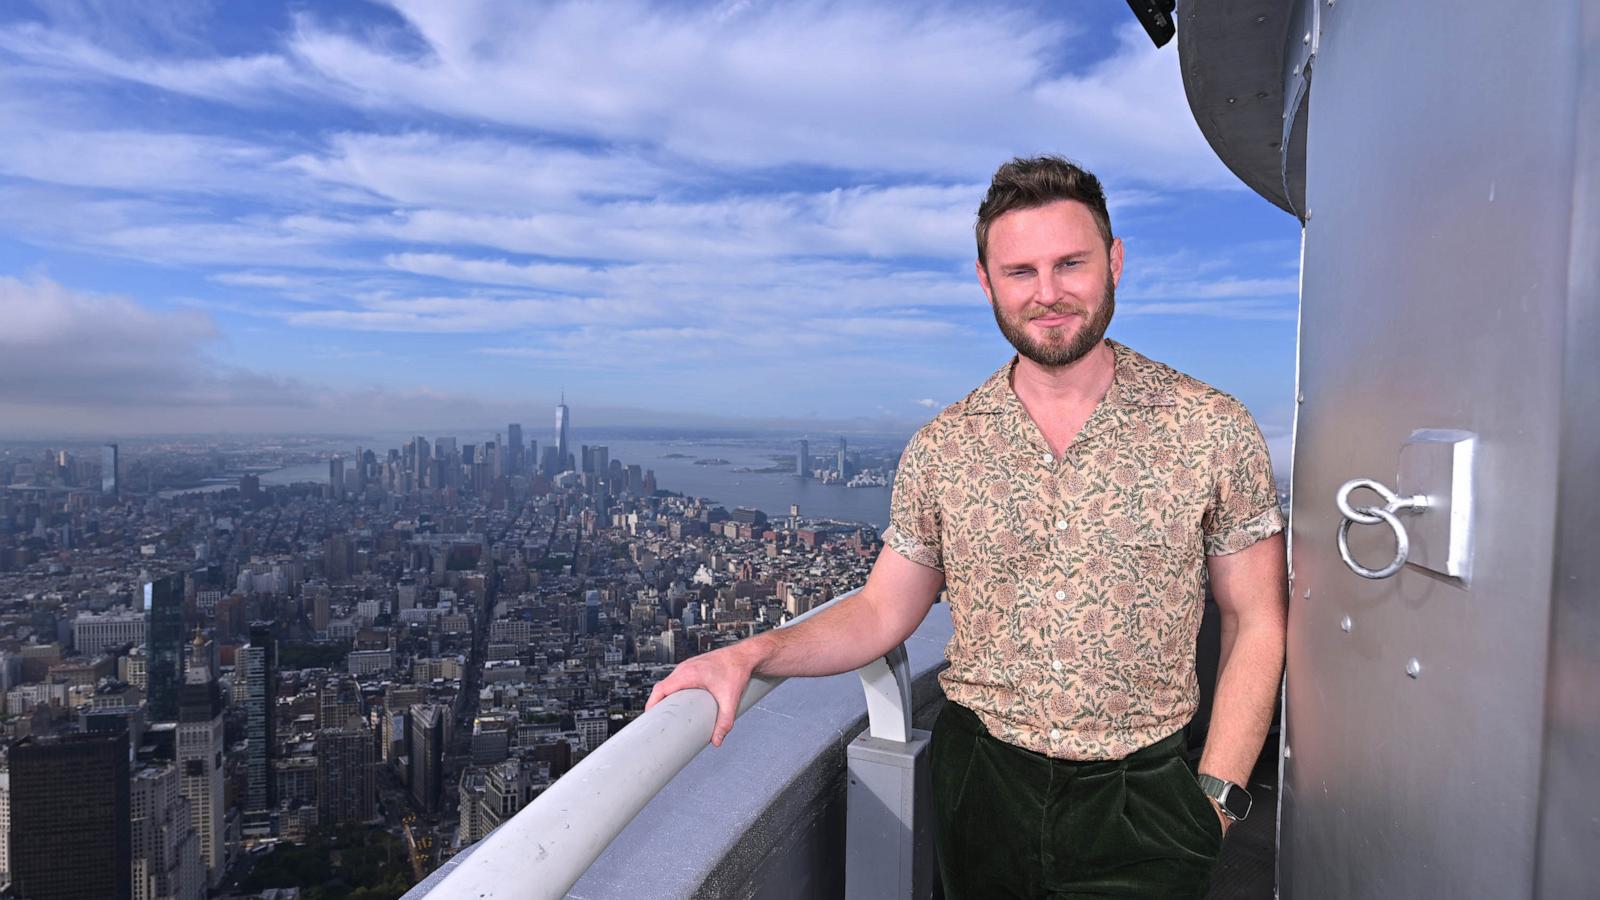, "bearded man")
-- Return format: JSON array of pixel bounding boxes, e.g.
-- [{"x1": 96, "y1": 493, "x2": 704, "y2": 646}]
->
[{"x1": 648, "y1": 156, "x2": 1288, "y2": 899}]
